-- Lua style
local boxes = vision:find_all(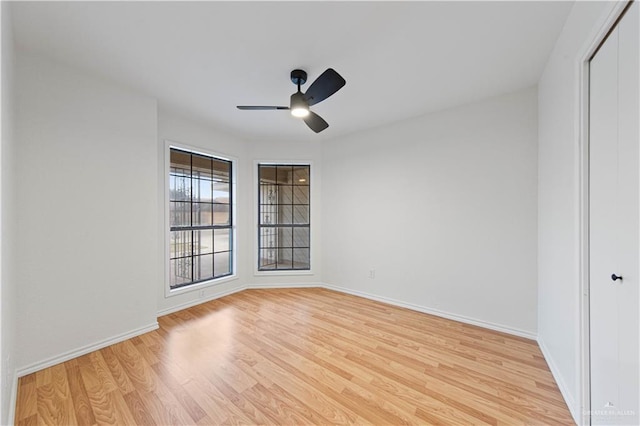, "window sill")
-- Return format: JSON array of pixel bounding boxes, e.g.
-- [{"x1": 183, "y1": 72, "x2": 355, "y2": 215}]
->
[{"x1": 166, "y1": 274, "x2": 238, "y2": 297}]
